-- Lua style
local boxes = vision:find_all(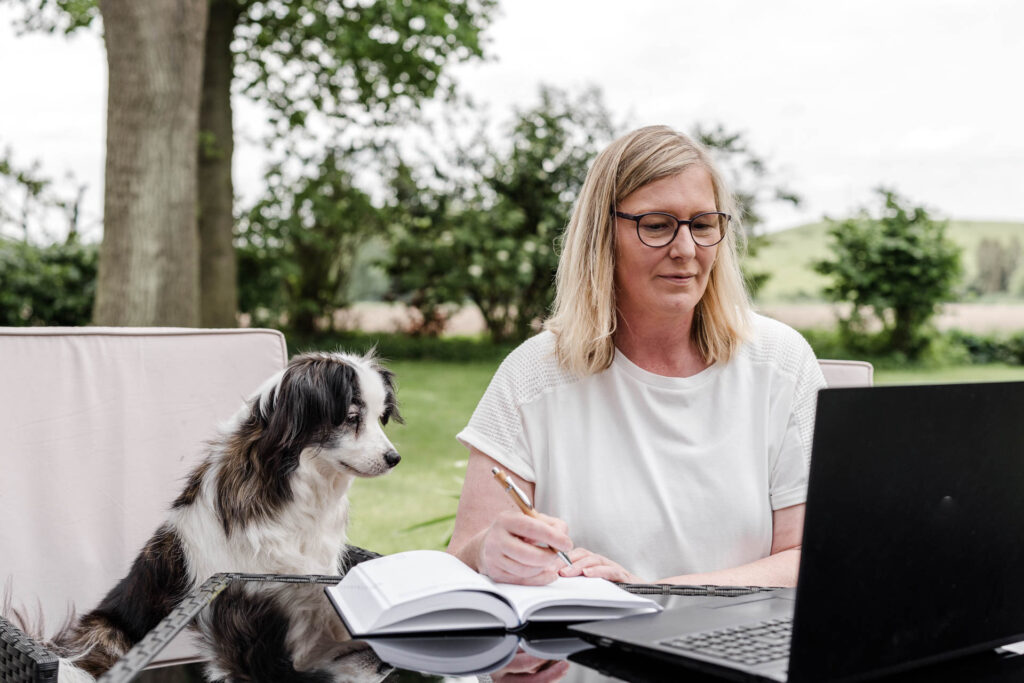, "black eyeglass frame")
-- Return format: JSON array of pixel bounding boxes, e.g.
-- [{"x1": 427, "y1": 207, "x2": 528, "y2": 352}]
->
[{"x1": 613, "y1": 210, "x2": 730, "y2": 248}]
